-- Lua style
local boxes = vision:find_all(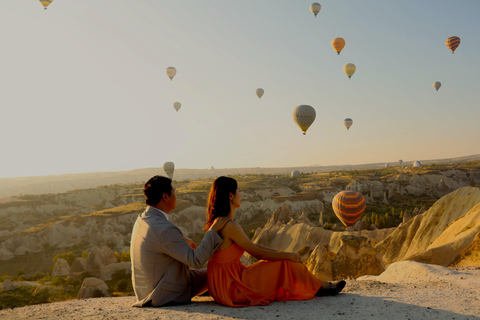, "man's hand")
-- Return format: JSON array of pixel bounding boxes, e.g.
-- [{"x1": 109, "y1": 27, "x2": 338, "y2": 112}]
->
[
  {"x1": 288, "y1": 252, "x2": 300, "y2": 263},
  {"x1": 209, "y1": 216, "x2": 232, "y2": 233},
  {"x1": 184, "y1": 237, "x2": 197, "y2": 249}
]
